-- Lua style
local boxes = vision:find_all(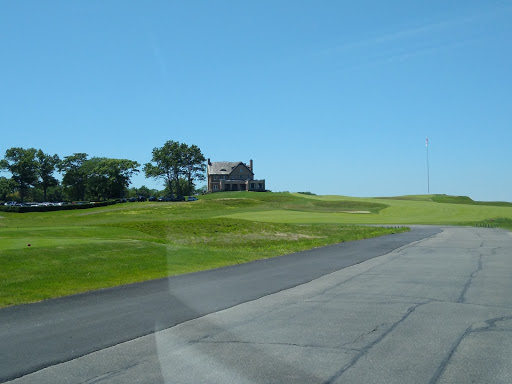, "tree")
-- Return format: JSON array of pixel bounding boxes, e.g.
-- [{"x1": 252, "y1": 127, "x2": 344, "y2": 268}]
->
[
  {"x1": 144, "y1": 141, "x2": 184, "y2": 196},
  {"x1": 195, "y1": 185, "x2": 207, "y2": 195},
  {"x1": 127, "y1": 185, "x2": 158, "y2": 198},
  {"x1": 85, "y1": 158, "x2": 140, "y2": 200},
  {"x1": 59, "y1": 153, "x2": 89, "y2": 201},
  {"x1": 0, "y1": 176, "x2": 16, "y2": 201},
  {"x1": 0, "y1": 147, "x2": 39, "y2": 202},
  {"x1": 183, "y1": 144, "x2": 206, "y2": 195},
  {"x1": 144, "y1": 141, "x2": 206, "y2": 196},
  {"x1": 36, "y1": 150, "x2": 60, "y2": 201}
]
